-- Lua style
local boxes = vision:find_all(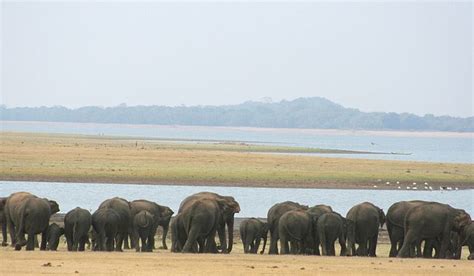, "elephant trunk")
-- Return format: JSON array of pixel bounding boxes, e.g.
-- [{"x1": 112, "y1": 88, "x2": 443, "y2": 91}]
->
[
  {"x1": 226, "y1": 214, "x2": 235, "y2": 253},
  {"x1": 161, "y1": 223, "x2": 169, "y2": 249},
  {"x1": 260, "y1": 230, "x2": 268, "y2": 254}
]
